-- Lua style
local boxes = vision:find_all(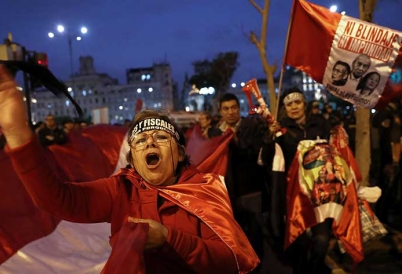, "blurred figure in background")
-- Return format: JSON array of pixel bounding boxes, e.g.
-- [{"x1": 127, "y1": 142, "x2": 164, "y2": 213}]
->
[
  {"x1": 62, "y1": 119, "x2": 75, "y2": 134},
  {"x1": 37, "y1": 114, "x2": 67, "y2": 146},
  {"x1": 306, "y1": 100, "x2": 321, "y2": 119},
  {"x1": 198, "y1": 111, "x2": 222, "y2": 139},
  {"x1": 371, "y1": 99, "x2": 401, "y2": 223}
]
